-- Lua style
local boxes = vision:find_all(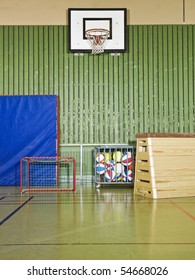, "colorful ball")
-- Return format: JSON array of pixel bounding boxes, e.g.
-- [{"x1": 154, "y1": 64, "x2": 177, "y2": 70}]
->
[
  {"x1": 104, "y1": 152, "x2": 111, "y2": 163},
  {"x1": 128, "y1": 164, "x2": 133, "y2": 171},
  {"x1": 105, "y1": 160, "x2": 115, "y2": 170},
  {"x1": 114, "y1": 162, "x2": 124, "y2": 174},
  {"x1": 116, "y1": 173, "x2": 122, "y2": 181},
  {"x1": 96, "y1": 163, "x2": 106, "y2": 174},
  {"x1": 105, "y1": 169, "x2": 116, "y2": 182},
  {"x1": 96, "y1": 153, "x2": 105, "y2": 163},
  {"x1": 122, "y1": 152, "x2": 132, "y2": 166},
  {"x1": 122, "y1": 169, "x2": 133, "y2": 182},
  {"x1": 113, "y1": 151, "x2": 122, "y2": 162}
]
